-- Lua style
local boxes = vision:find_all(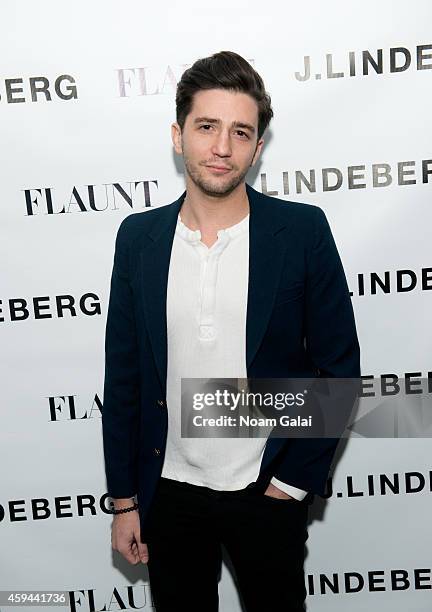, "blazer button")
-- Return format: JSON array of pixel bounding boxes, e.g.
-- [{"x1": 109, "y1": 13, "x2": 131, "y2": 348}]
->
[
  {"x1": 153, "y1": 448, "x2": 161, "y2": 456},
  {"x1": 156, "y1": 399, "x2": 166, "y2": 408}
]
